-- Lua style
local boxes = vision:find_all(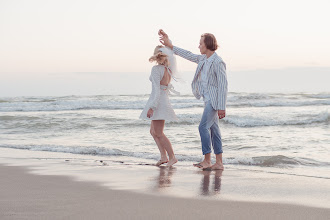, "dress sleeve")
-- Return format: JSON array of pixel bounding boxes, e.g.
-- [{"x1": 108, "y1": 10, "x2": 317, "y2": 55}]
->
[{"x1": 148, "y1": 66, "x2": 161, "y2": 110}]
